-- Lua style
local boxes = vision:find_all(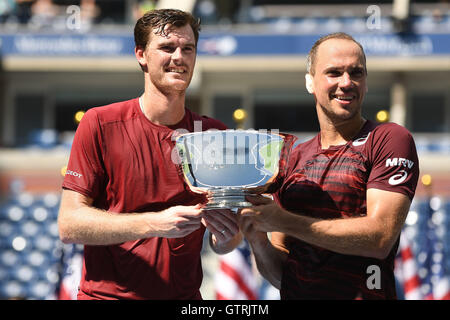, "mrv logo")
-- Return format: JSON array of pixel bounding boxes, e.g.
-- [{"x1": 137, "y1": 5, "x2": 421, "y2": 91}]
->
[
  {"x1": 386, "y1": 158, "x2": 414, "y2": 186},
  {"x1": 385, "y1": 158, "x2": 414, "y2": 169}
]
